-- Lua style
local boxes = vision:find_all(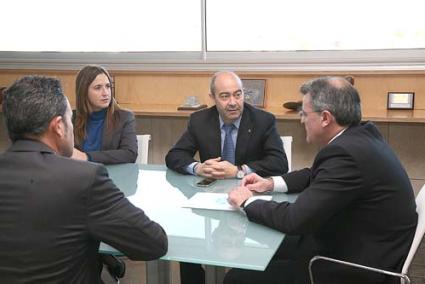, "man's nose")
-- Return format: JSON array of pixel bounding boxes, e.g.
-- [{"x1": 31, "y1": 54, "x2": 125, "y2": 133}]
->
[{"x1": 228, "y1": 95, "x2": 237, "y2": 105}]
